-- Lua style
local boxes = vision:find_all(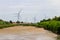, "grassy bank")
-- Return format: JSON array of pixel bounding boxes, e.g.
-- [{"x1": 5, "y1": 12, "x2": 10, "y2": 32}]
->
[
  {"x1": 57, "y1": 35, "x2": 60, "y2": 40},
  {"x1": 37, "y1": 21, "x2": 60, "y2": 34},
  {"x1": 34, "y1": 16, "x2": 60, "y2": 40},
  {"x1": 0, "y1": 20, "x2": 17, "y2": 29}
]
